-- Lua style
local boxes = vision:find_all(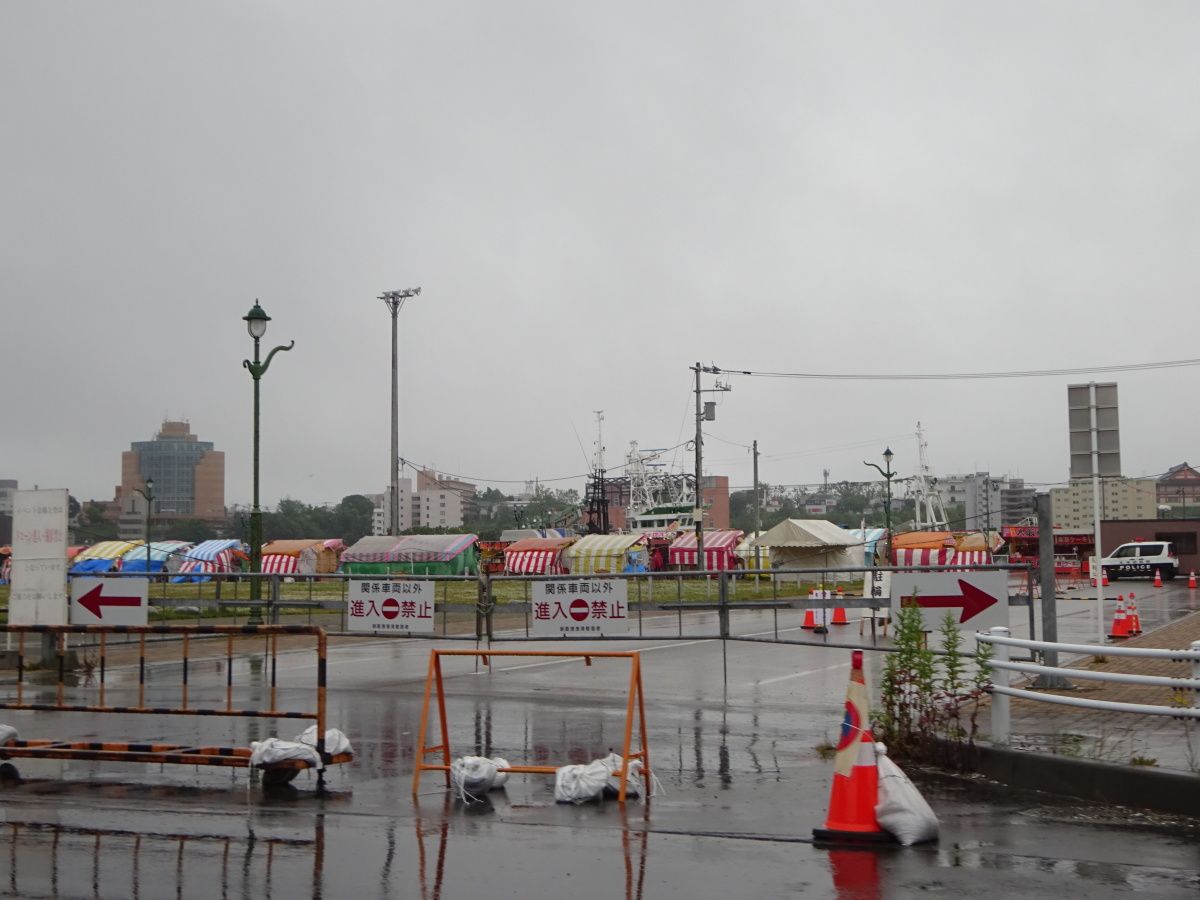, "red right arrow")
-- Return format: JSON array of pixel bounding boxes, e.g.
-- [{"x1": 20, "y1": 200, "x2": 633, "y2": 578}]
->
[
  {"x1": 900, "y1": 579, "x2": 999, "y2": 624},
  {"x1": 76, "y1": 584, "x2": 142, "y2": 619}
]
